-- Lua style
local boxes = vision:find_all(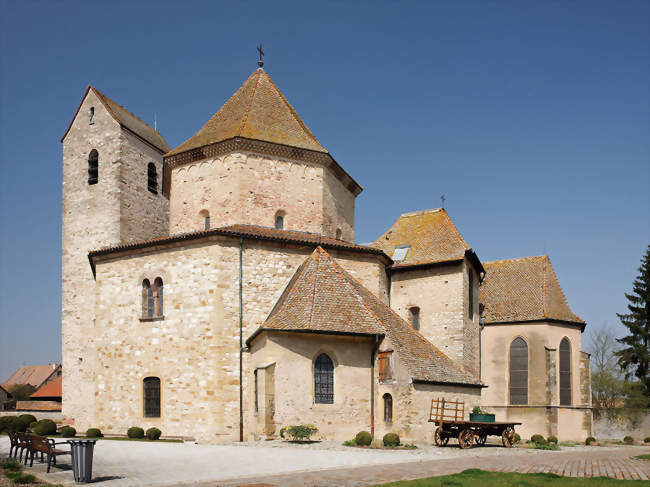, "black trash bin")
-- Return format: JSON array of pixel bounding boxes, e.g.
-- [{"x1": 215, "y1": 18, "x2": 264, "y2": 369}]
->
[{"x1": 67, "y1": 439, "x2": 97, "y2": 483}]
